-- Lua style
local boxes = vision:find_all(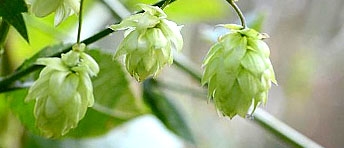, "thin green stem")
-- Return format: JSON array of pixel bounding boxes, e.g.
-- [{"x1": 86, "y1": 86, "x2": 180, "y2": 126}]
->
[
  {"x1": 226, "y1": 0, "x2": 247, "y2": 28},
  {"x1": 77, "y1": 0, "x2": 85, "y2": 44}
]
